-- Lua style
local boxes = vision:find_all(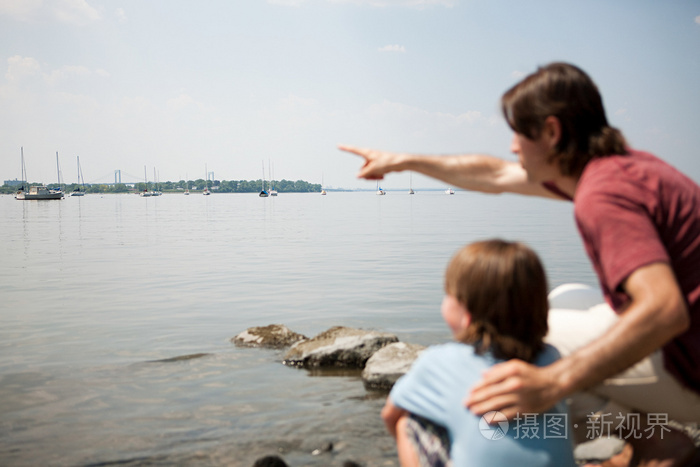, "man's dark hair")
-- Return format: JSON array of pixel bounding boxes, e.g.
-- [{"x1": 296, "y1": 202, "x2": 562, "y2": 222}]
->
[{"x1": 501, "y1": 62, "x2": 627, "y2": 177}]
